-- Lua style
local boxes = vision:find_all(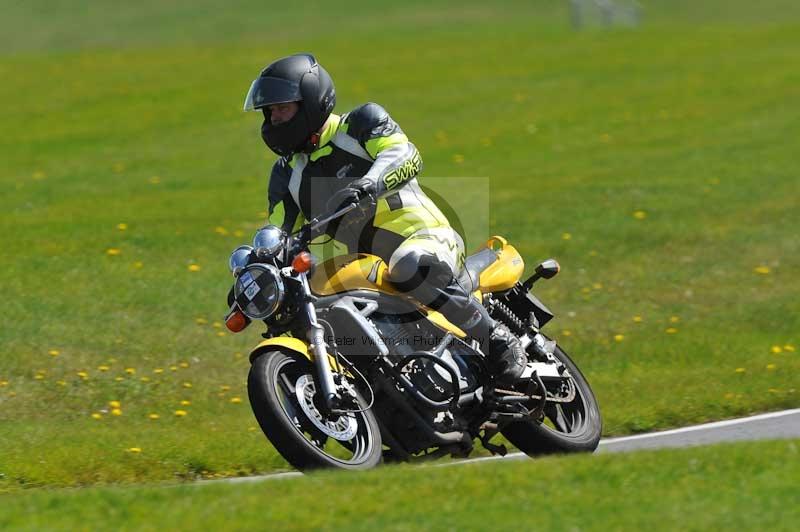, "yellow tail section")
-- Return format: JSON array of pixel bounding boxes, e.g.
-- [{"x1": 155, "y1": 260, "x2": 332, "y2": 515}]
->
[{"x1": 477, "y1": 236, "x2": 525, "y2": 292}]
